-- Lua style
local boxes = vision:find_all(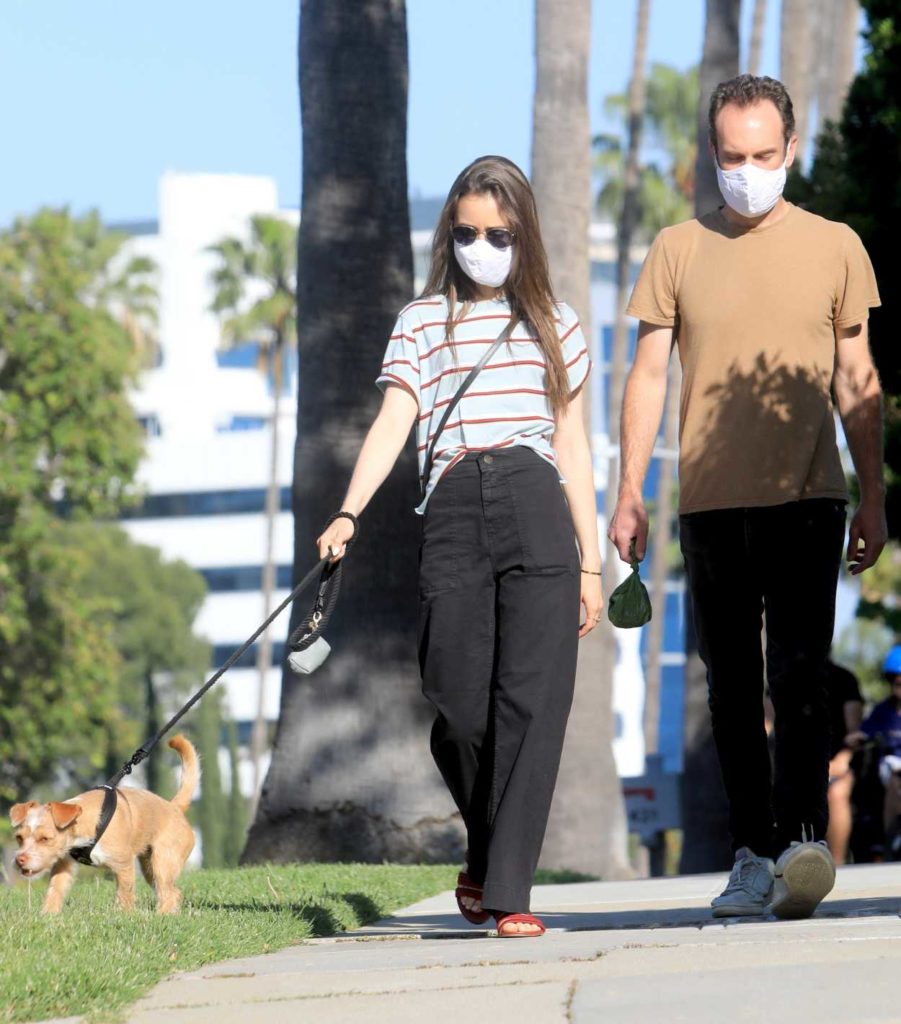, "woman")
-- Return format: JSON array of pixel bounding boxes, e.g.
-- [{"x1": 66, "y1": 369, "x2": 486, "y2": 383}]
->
[{"x1": 317, "y1": 155, "x2": 603, "y2": 937}]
